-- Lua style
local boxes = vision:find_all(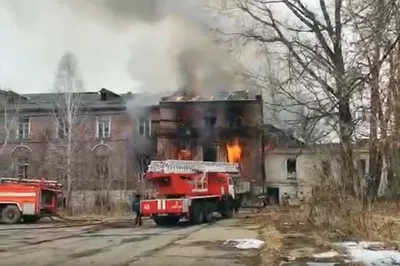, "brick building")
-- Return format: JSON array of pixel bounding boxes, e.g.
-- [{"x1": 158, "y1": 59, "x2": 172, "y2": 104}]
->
[
  {"x1": 0, "y1": 88, "x2": 134, "y2": 192},
  {"x1": 0, "y1": 87, "x2": 265, "y2": 203},
  {"x1": 133, "y1": 89, "x2": 264, "y2": 187}
]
